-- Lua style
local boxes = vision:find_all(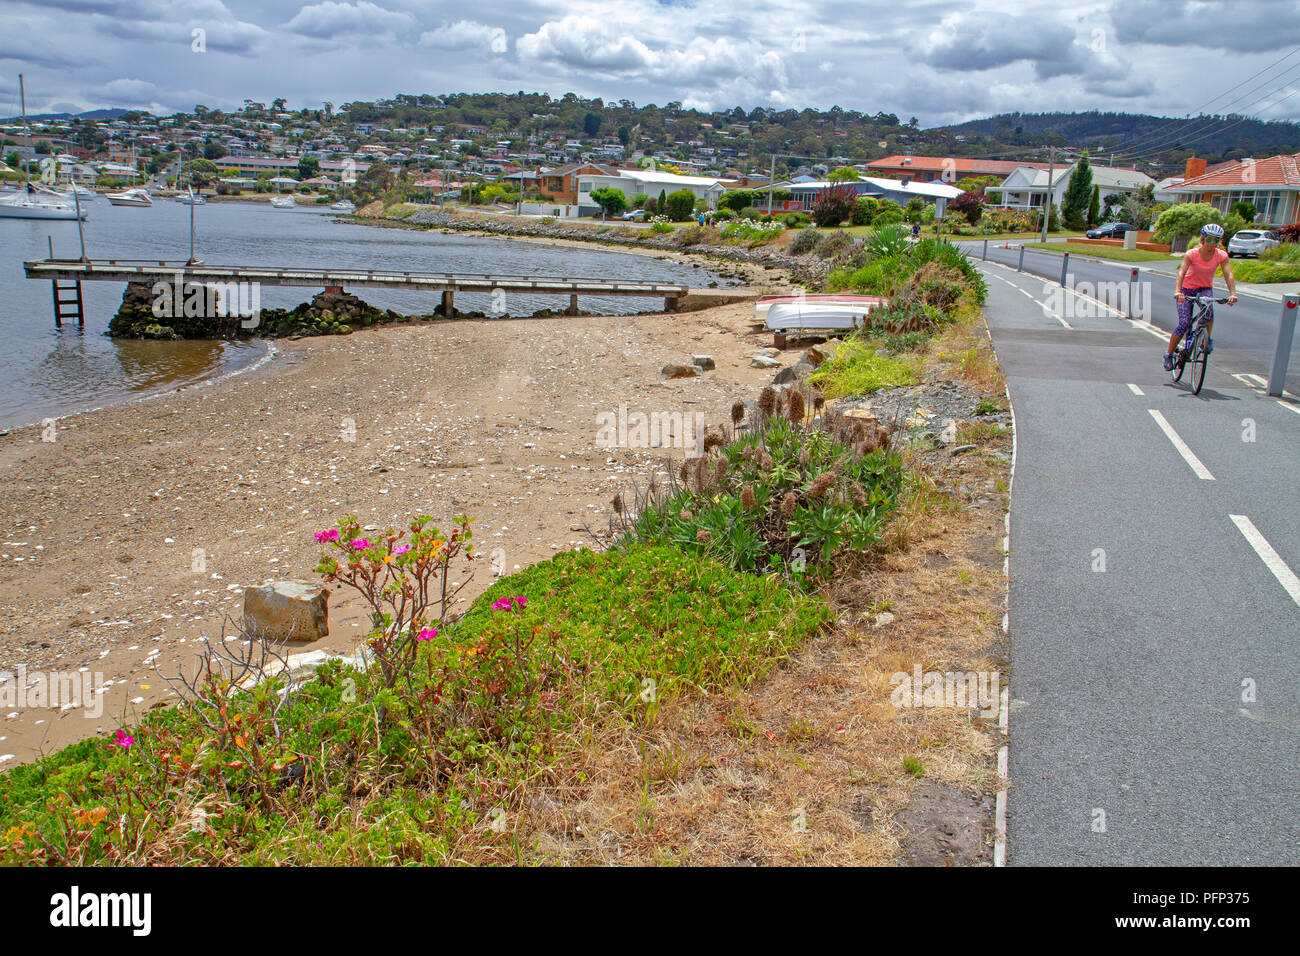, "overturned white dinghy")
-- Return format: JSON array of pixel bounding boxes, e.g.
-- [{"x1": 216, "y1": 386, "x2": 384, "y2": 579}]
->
[
  {"x1": 763, "y1": 296, "x2": 887, "y2": 333},
  {"x1": 754, "y1": 293, "x2": 884, "y2": 319}
]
